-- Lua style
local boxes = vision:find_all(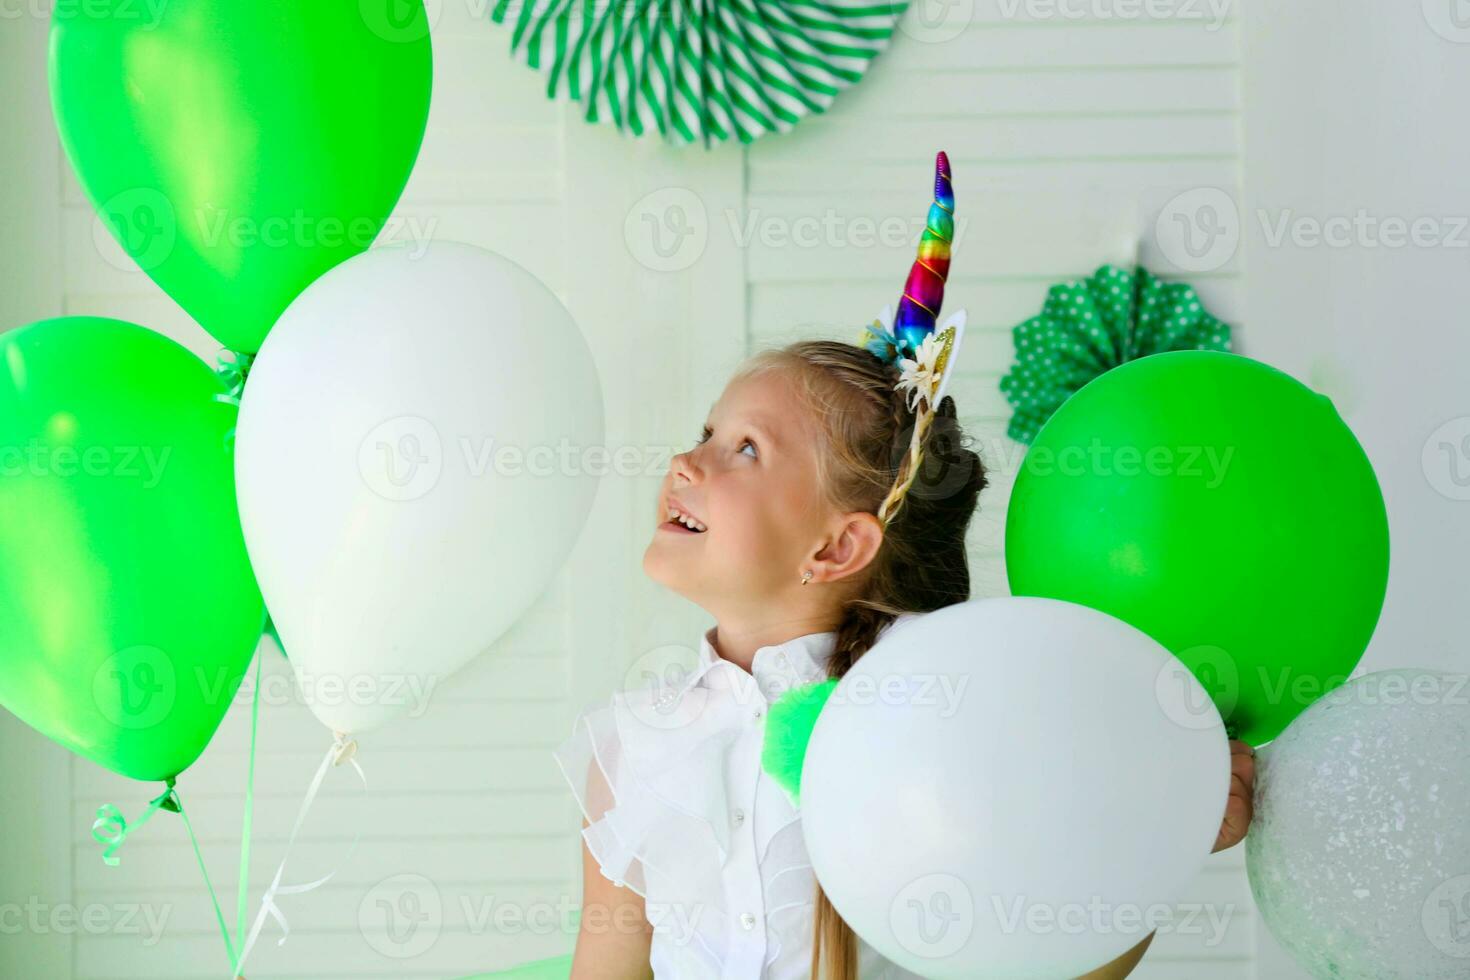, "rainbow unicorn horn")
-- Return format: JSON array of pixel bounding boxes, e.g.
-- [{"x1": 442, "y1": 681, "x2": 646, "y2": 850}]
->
[{"x1": 892, "y1": 150, "x2": 955, "y2": 355}]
